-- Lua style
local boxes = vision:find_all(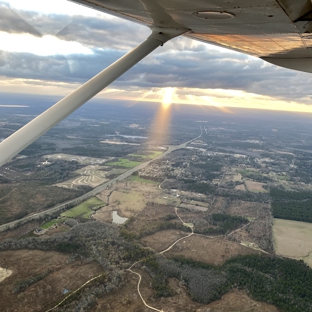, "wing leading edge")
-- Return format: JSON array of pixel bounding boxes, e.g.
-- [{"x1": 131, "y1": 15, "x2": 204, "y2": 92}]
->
[{"x1": 68, "y1": 0, "x2": 312, "y2": 73}]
